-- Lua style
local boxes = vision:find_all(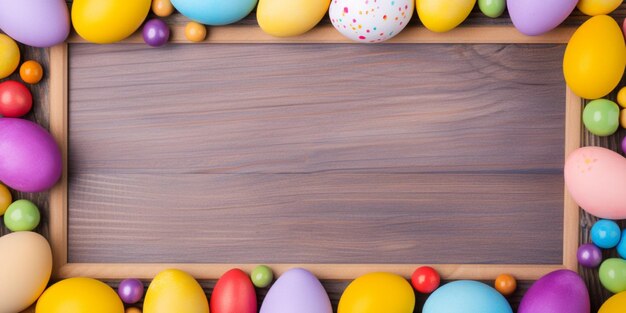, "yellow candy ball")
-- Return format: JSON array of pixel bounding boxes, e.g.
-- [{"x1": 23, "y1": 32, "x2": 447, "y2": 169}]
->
[
  {"x1": 599, "y1": 292, "x2": 626, "y2": 313},
  {"x1": 152, "y1": 0, "x2": 174, "y2": 17},
  {"x1": 184, "y1": 22, "x2": 207, "y2": 42},
  {"x1": 578, "y1": 0, "x2": 622, "y2": 16},
  {"x1": 617, "y1": 87, "x2": 626, "y2": 108},
  {"x1": 0, "y1": 184, "x2": 11, "y2": 216},
  {"x1": 0, "y1": 34, "x2": 20, "y2": 79}
]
